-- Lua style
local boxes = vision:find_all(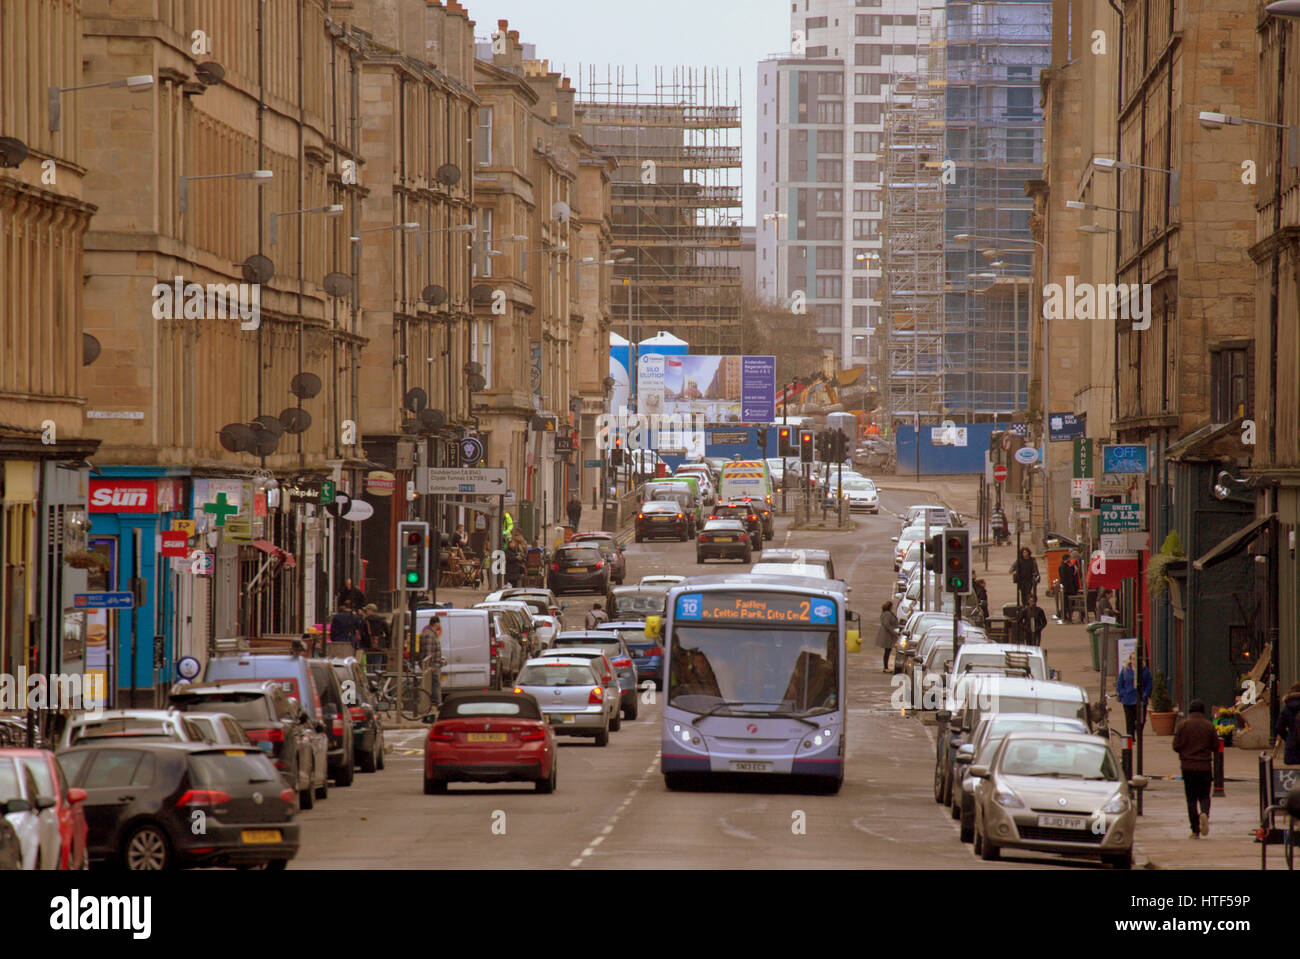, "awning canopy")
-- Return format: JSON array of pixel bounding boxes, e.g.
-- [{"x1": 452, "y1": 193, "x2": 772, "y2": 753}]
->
[{"x1": 1192, "y1": 514, "x2": 1275, "y2": 571}]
